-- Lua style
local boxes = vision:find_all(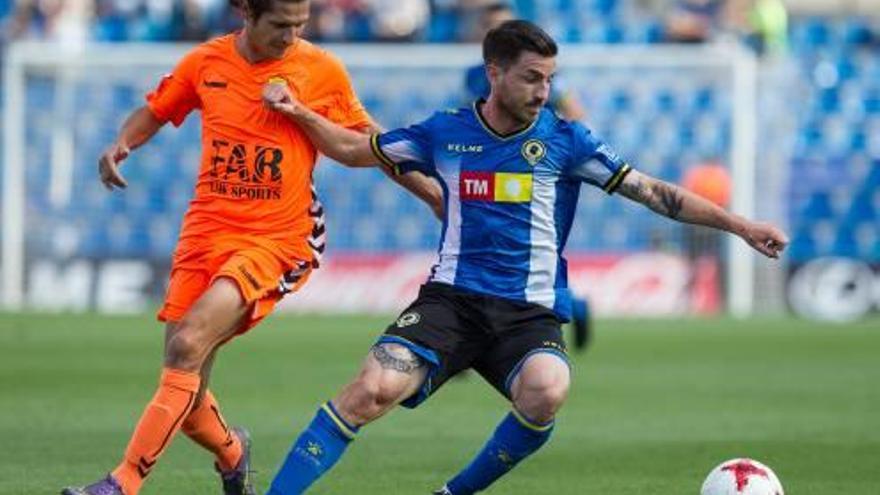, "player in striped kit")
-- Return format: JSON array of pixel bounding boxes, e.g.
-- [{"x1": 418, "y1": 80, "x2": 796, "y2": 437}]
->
[
  {"x1": 261, "y1": 20, "x2": 788, "y2": 494},
  {"x1": 463, "y1": 1, "x2": 593, "y2": 351}
]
